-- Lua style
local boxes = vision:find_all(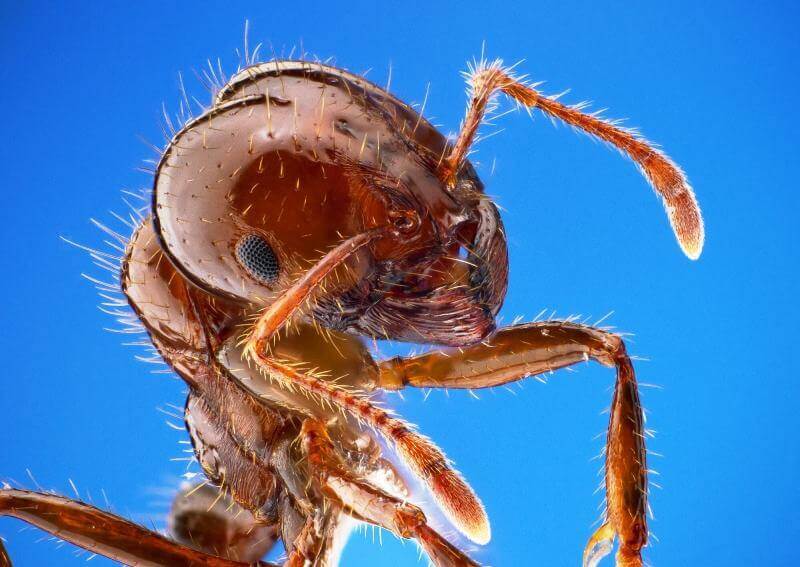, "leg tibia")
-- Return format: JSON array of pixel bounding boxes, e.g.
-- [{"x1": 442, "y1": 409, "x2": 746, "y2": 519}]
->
[
  {"x1": 605, "y1": 357, "x2": 647, "y2": 564},
  {"x1": 0, "y1": 488, "x2": 272, "y2": 566},
  {"x1": 300, "y1": 419, "x2": 480, "y2": 567}
]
